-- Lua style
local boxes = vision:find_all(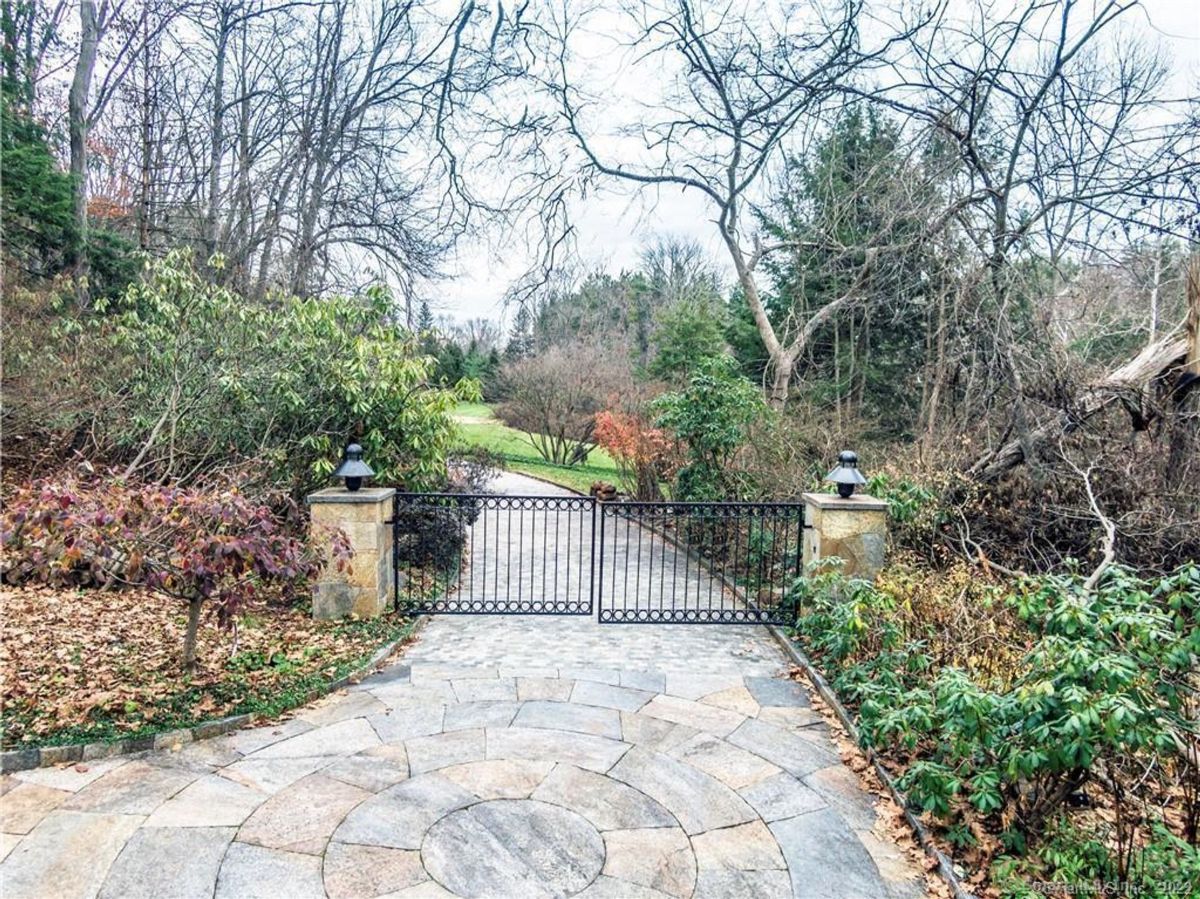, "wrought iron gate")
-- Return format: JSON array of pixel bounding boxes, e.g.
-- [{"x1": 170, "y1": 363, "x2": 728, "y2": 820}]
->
[{"x1": 392, "y1": 493, "x2": 803, "y2": 625}]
